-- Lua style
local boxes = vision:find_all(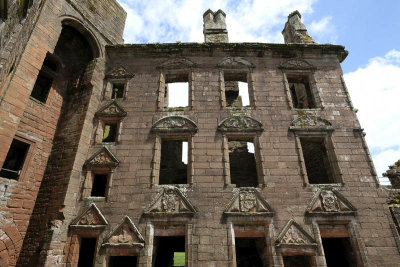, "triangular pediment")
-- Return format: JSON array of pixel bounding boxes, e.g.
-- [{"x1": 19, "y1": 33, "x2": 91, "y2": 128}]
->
[
  {"x1": 218, "y1": 116, "x2": 263, "y2": 132},
  {"x1": 306, "y1": 188, "x2": 356, "y2": 216},
  {"x1": 96, "y1": 100, "x2": 127, "y2": 118},
  {"x1": 218, "y1": 57, "x2": 254, "y2": 69},
  {"x1": 144, "y1": 187, "x2": 197, "y2": 216},
  {"x1": 105, "y1": 65, "x2": 134, "y2": 79},
  {"x1": 280, "y1": 58, "x2": 314, "y2": 70},
  {"x1": 85, "y1": 147, "x2": 119, "y2": 169},
  {"x1": 224, "y1": 188, "x2": 274, "y2": 216},
  {"x1": 151, "y1": 116, "x2": 198, "y2": 133},
  {"x1": 290, "y1": 115, "x2": 333, "y2": 131},
  {"x1": 102, "y1": 216, "x2": 145, "y2": 249},
  {"x1": 275, "y1": 219, "x2": 316, "y2": 247},
  {"x1": 70, "y1": 203, "x2": 108, "y2": 228},
  {"x1": 157, "y1": 57, "x2": 196, "y2": 70}
]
